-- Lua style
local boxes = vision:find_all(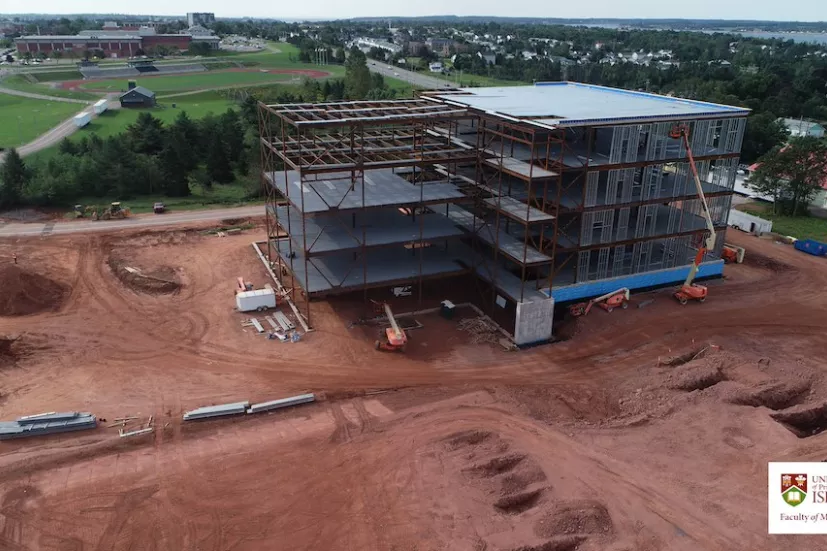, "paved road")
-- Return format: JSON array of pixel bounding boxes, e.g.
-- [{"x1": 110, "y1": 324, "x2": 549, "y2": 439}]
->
[
  {"x1": 0, "y1": 205, "x2": 265, "y2": 237},
  {"x1": 0, "y1": 84, "x2": 90, "y2": 104},
  {"x1": 367, "y1": 61, "x2": 456, "y2": 91},
  {"x1": 0, "y1": 91, "x2": 120, "y2": 161}
]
